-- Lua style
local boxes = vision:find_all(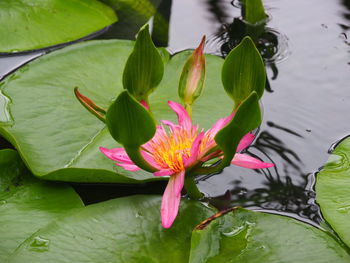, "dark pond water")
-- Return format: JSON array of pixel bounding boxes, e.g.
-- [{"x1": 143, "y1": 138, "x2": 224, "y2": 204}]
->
[{"x1": 1, "y1": 0, "x2": 350, "y2": 227}]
